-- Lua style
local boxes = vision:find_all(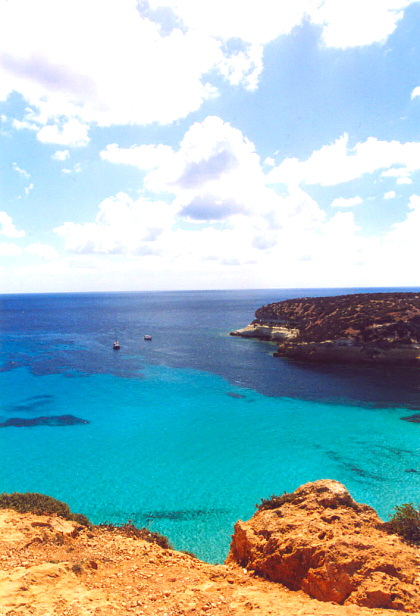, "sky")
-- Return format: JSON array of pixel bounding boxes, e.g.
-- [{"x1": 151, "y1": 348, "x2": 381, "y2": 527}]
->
[{"x1": 2, "y1": 0, "x2": 420, "y2": 293}]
